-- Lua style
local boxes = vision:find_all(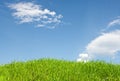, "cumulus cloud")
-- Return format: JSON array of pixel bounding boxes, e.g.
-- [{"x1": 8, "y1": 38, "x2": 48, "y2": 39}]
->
[
  {"x1": 77, "y1": 30, "x2": 120, "y2": 62},
  {"x1": 77, "y1": 16, "x2": 120, "y2": 62},
  {"x1": 108, "y1": 18, "x2": 120, "y2": 27},
  {"x1": 8, "y1": 2, "x2": 63, "y2": 28},
  {"x1": 77, "y1": 53, "x2": 90, "y2": 62},
  {"x1": 87, "y1": 30, "x2": 120, "y2": 56}
]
